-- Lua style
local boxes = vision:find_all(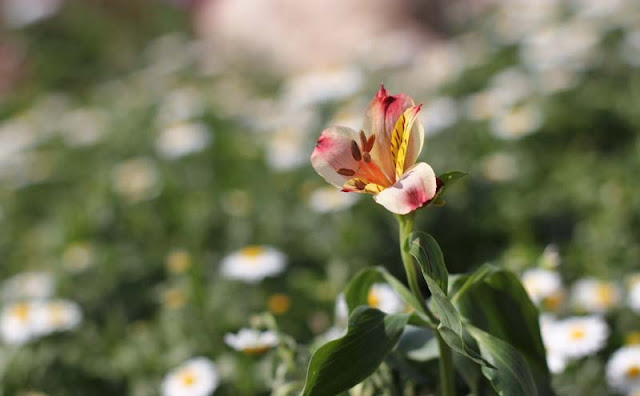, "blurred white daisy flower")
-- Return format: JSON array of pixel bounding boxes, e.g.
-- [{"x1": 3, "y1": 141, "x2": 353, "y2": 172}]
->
[
  {"x1": 420, "y1": 97, "x2": 459, "y2": 136},
  {"x1": 520, "y1": 20, "x2": 600, "y2": 73},
  {"x1": 628, "y1": 275, "x2": 640, "y2": 312},
  {"x1": 112, "y1": 157, "x2": 161, "y2": 203},
  {"x1": 0, "y1": 301, "x2": 38, "y2": 345},
  {"x1": 62, "y1": 242, "x2": 95, "y2": 273},
  {"x1": 543, "y1": 315, "x2": 609, "y2": 360},
  {"x1": 220, "y1": 246, "x2": 286, "y2": 283},
  {"x1": 540, "y1": 315, "x2": 568, "y2": 374},
  {"x1": 58, "y1": 107, "x2": 108, "y2": 147},
  {"x1": 2, "y1": 271, "x2": 54, "y2": 301},
  {"x1": 308, "y1": 186, "x2": 359, "y2": 213},
  {"x1": 606, "y1": 345, "x2": 640, "y2": 394},
  {"x1": 2, "y1": 0, "x2": 62, "y2": 29},
  {"x1": 161, "y1": 357, "x2": 219, "y2": 396},
  {"x1": 490, "y1": 104, "x2": 543, "y2": 140},
  {"x1": 571, "y1": 278, "x2": 622, "y2": 313},
  {"x1": 265, "y1": 128, "x2": 309, "y2": 171},
  {"x1": 281, "y1": 66, "x2": 363, "y2": 109},
  {"x1": 318, "y1": 325, "x2": 346, "y2": 343},
  {"x1": 224, "y1": 328, "x2": 278, "y2": 355},
  {"x1": 155, "y1": 87, "x2": 205, "y2": 127},
  {"x1": 521, "y1": 268, "x2": 564, "y2": 311},
  {"x1": 367, "y1": 283, "x2": 405, "y2": 315},
  {"x1": 539, "y1": 244, "x2": 561, "y2": 269},
  {"x1": 32, "y1": 299, "x2": 82, "y2": 336},
  {"x1": 155, "y1": 122, "x2": 211, "y2": 160},
  {"x1": 622, "y1": 30, "x2": 640, "y2": 67},
  {"x1": 481, "y1": 152, "x2": 519, "y2": 183}
]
